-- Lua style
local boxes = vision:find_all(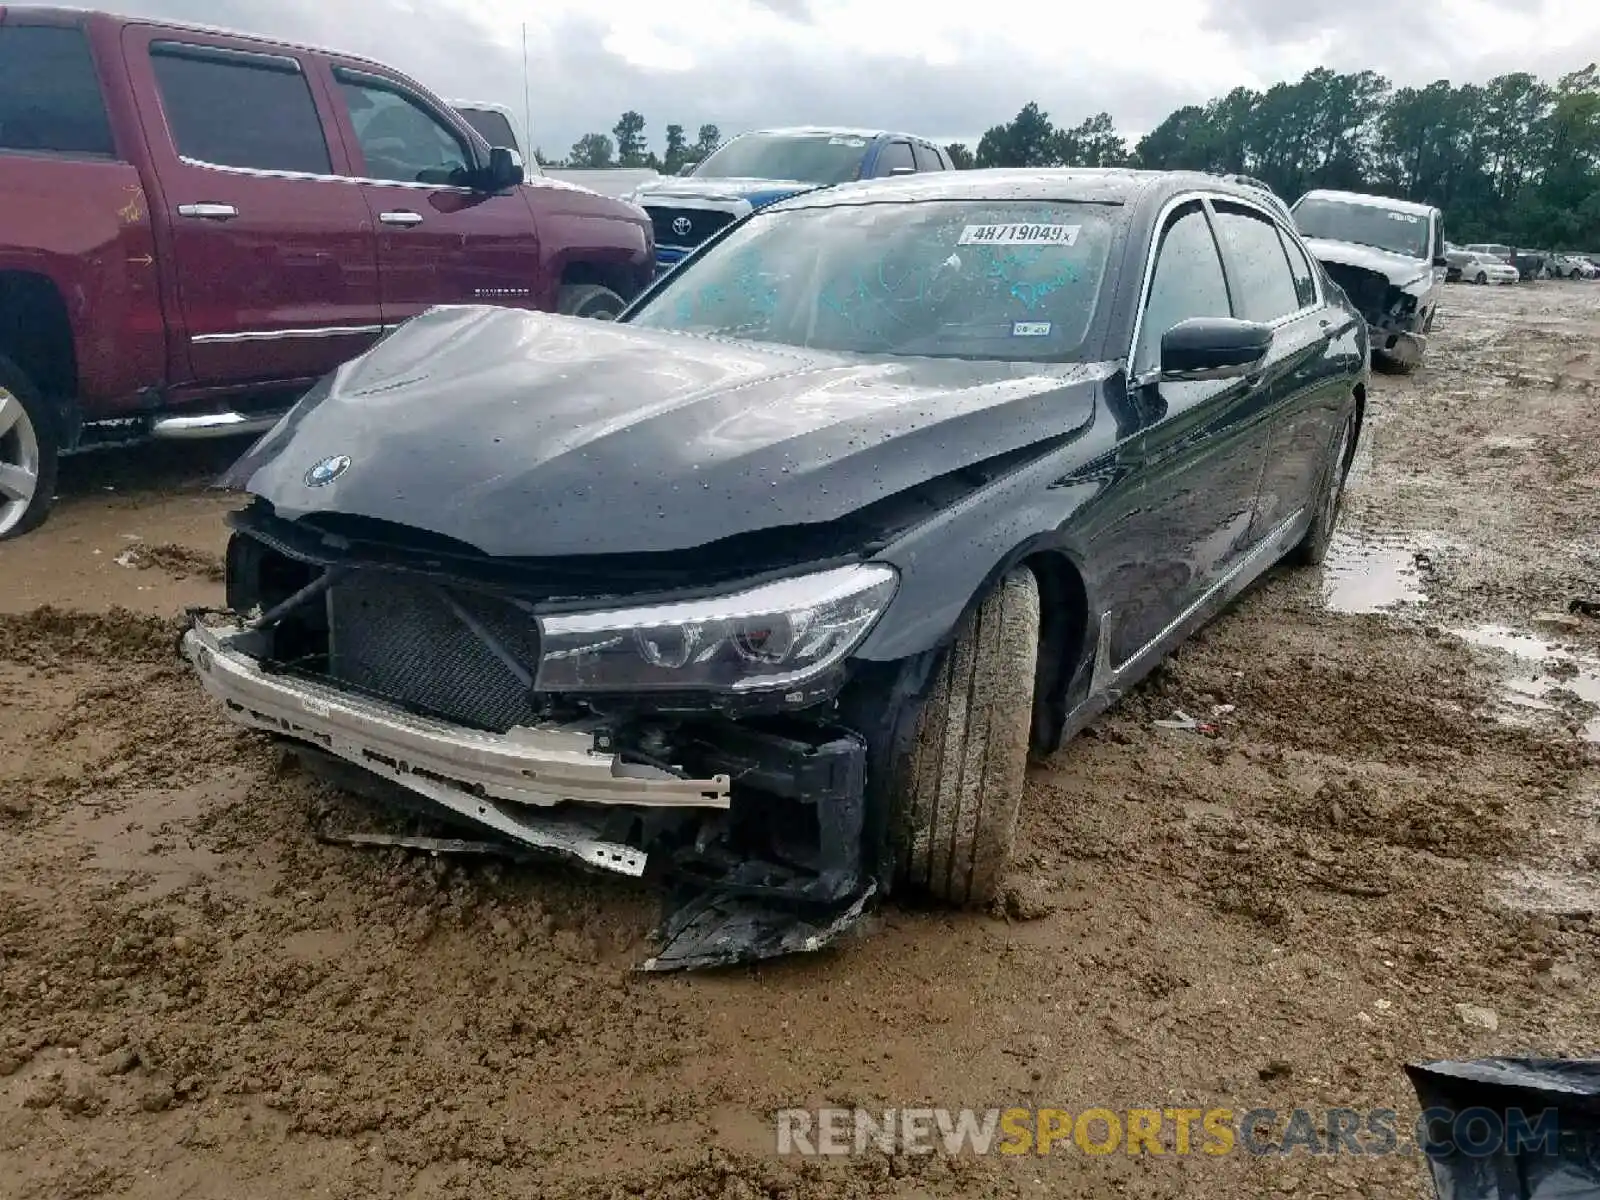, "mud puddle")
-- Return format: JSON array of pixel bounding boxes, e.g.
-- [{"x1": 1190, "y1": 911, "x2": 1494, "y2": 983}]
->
[
  {"x1": 1453, "y1": 623, "x2": 1600, "y2": 742},
  {"x1": 1319, "y1": 530, "x2": 1436, "y2": 614}
]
